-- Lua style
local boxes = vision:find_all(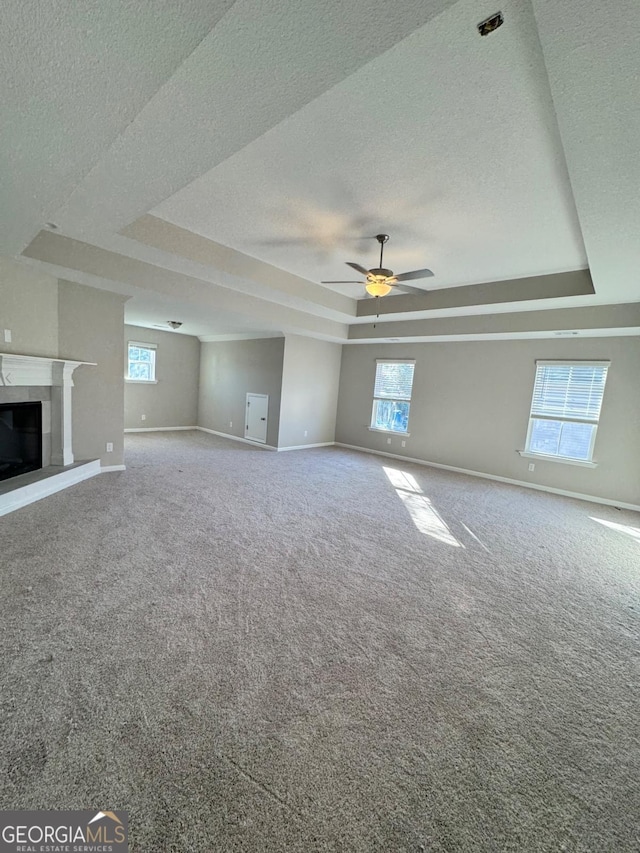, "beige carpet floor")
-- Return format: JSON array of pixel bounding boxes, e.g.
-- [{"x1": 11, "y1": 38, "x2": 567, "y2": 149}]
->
[{"x1": 1, "y1": 431, "x2": 639, "y2": 852}]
